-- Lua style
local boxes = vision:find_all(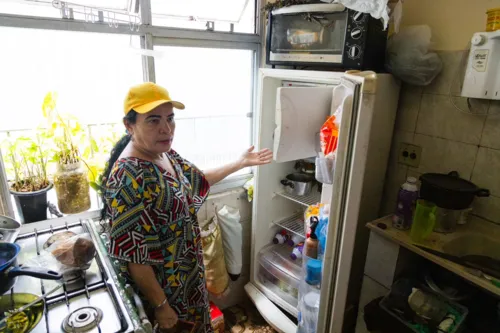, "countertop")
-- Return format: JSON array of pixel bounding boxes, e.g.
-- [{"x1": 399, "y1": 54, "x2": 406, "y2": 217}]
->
[{"x1": 366, "y1": 215, "x2": 500, "y2": 297}]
